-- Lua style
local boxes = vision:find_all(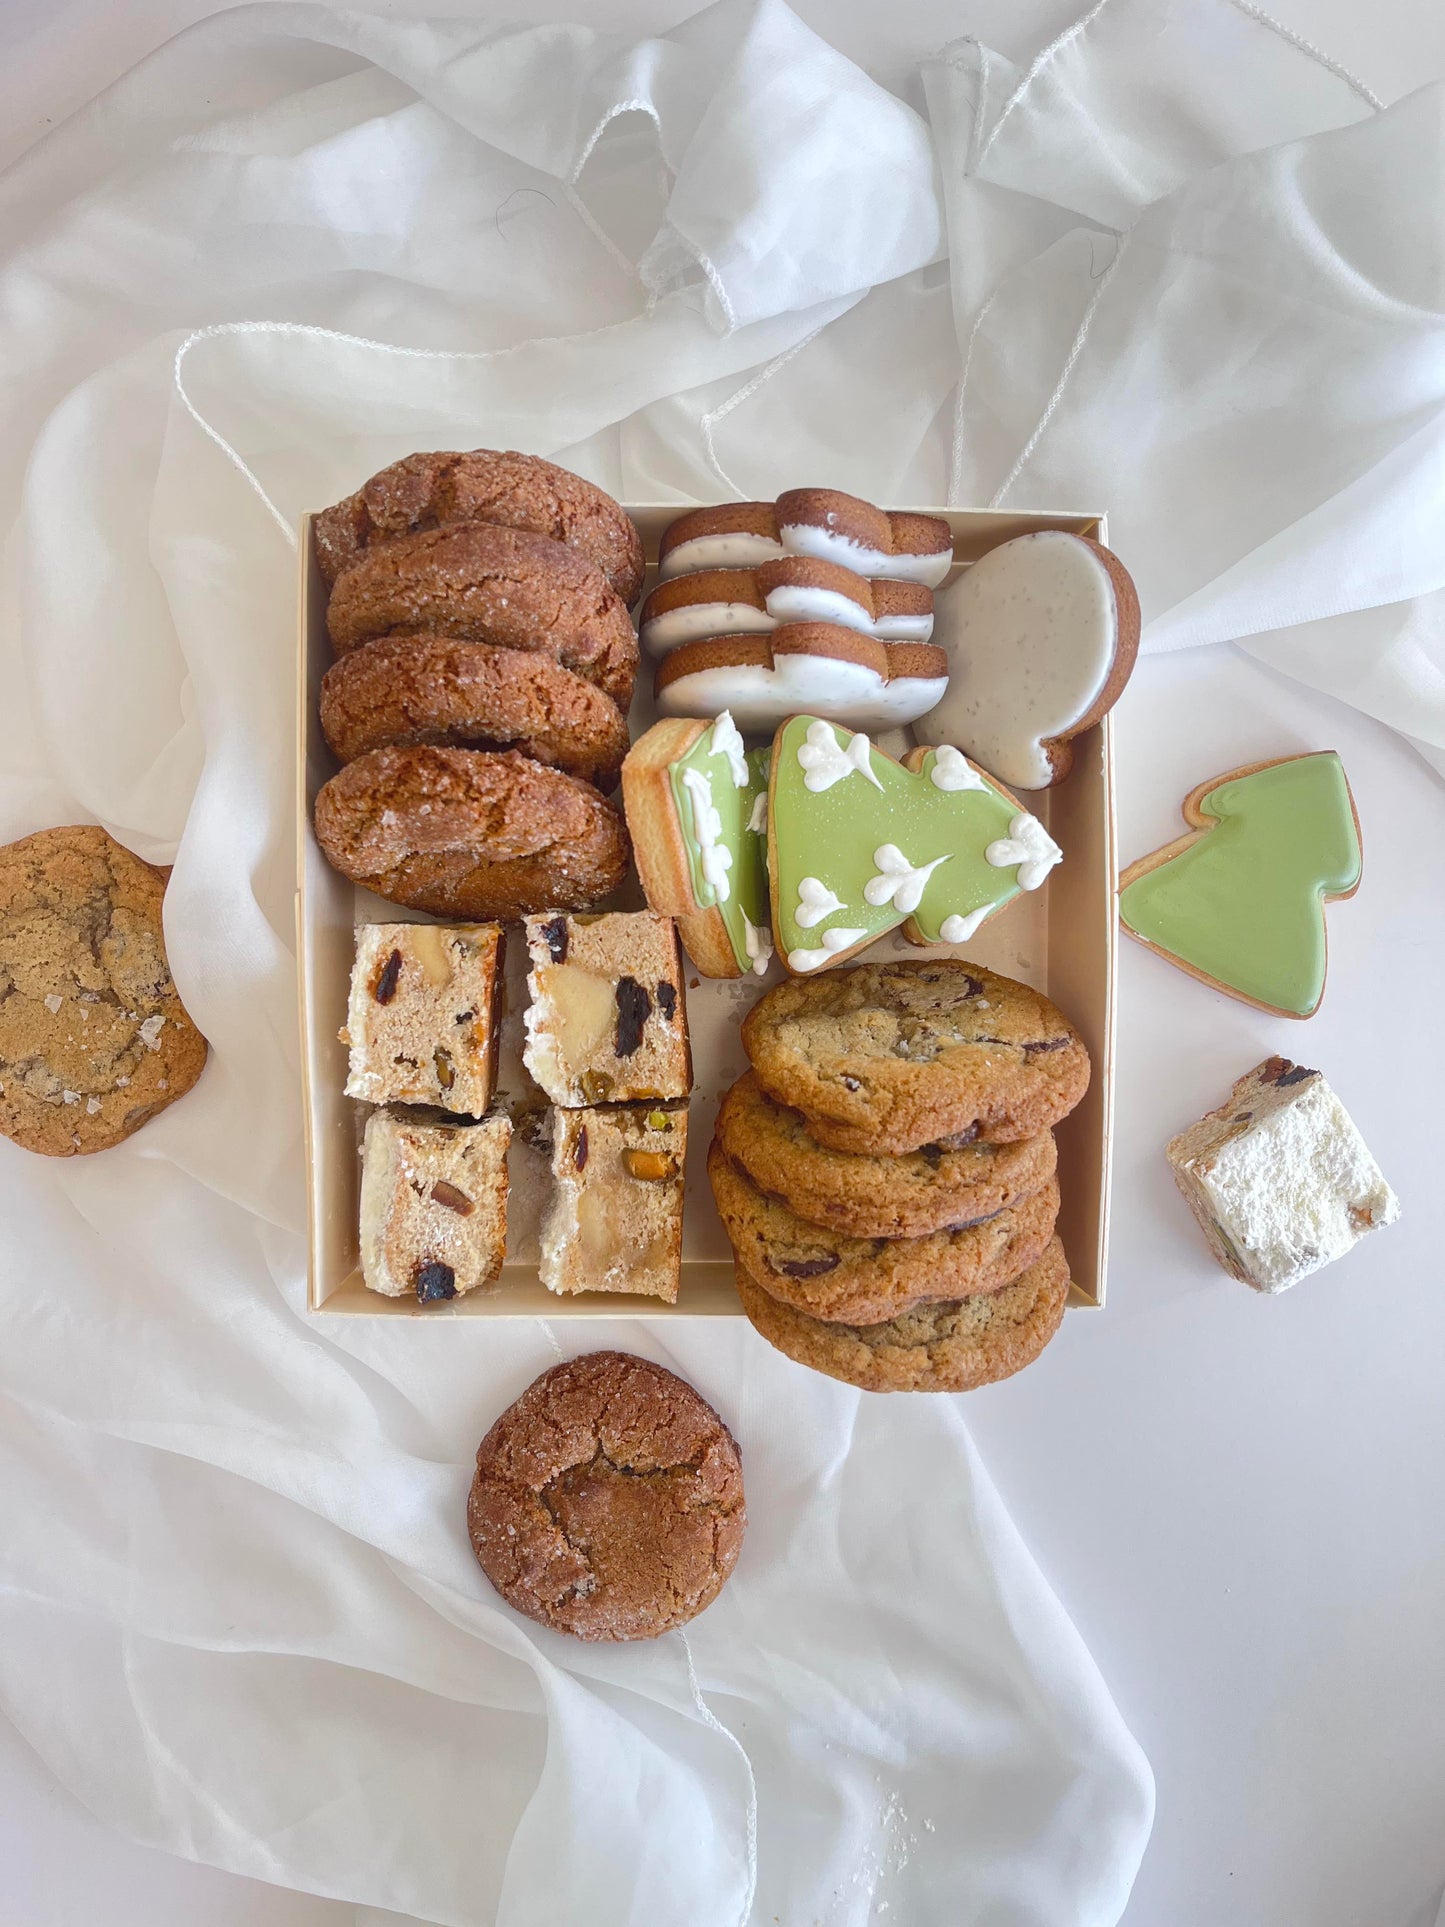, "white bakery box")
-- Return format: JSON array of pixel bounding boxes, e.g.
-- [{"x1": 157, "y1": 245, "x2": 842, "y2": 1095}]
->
[{"x1": 298, "y1": 506, "x2": 1116, "y2": 1316}]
